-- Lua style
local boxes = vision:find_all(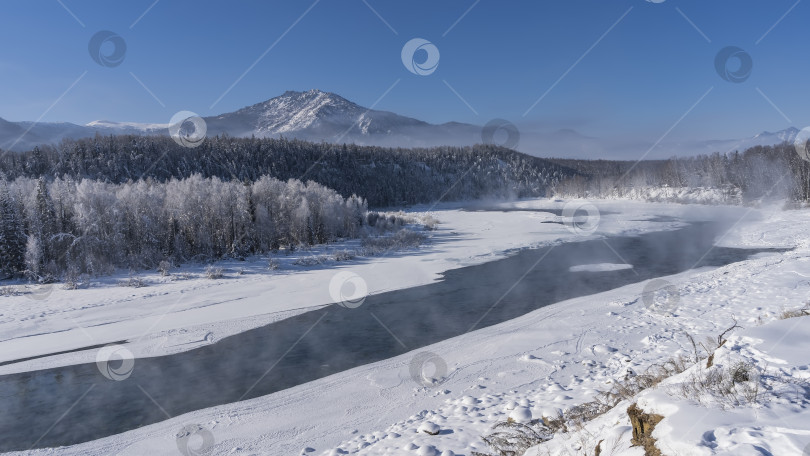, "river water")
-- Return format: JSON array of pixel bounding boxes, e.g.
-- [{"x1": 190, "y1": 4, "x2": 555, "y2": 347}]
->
[{"x1": 0, "y1": 217, "x2": 785, "y2": 451}]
